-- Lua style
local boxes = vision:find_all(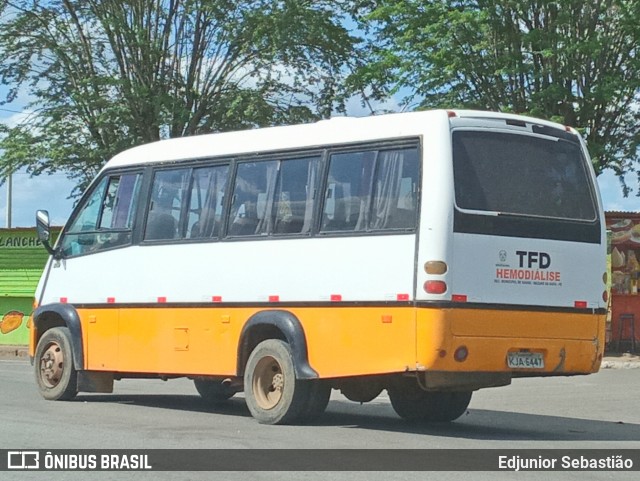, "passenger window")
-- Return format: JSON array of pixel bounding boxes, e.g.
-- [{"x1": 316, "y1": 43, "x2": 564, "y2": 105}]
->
[
  {"x1": 144, "y1": 169, "x2": 189, "y2": 241},
  {"x1": 228, "y1": 157, "x2": 320, "y2": 237},
  {"x1": 321, "y1": 151, "x2": 376, "y2": 232},
  {"x1": 370, "y1": 147, "x2": 419, "y2": 230},
  {"x1": 322, "y1": 152, "x2": 376, "y2": 231},
  {"x1": 273, "y1": 156, "x2": 320, "y2": 235},
  {"x1": 228, "y1": 161, "x2": 279, "y2": 236},
  {"x1": 188, "y1": 166, "x2": 229, "y2": 239},
  {"x1": 321, "y1": 146, "x2": 418, "y2": 233},
  {"x1": 60, "y1": 172, "x2": 142, "y2": 257}
]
